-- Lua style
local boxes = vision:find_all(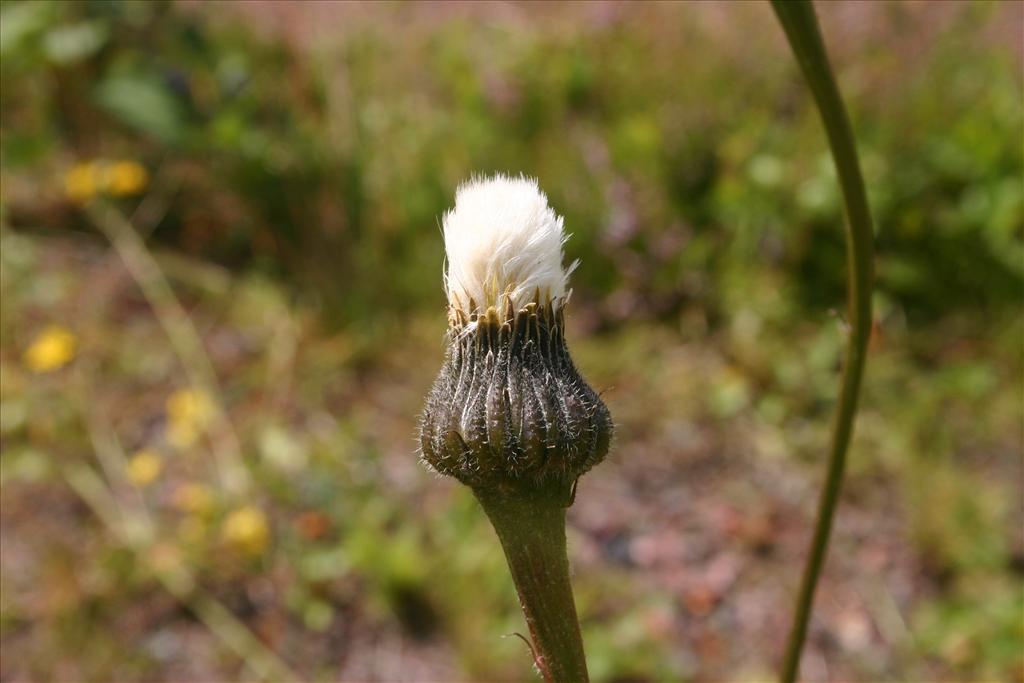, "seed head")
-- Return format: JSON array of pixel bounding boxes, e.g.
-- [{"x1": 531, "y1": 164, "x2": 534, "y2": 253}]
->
[
  {"x1": 421, "y1": 175, "x2": 611, "y2": 502},
  {"x1": 442, "y1": 174, "x2": 576, "y2": 319}
]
